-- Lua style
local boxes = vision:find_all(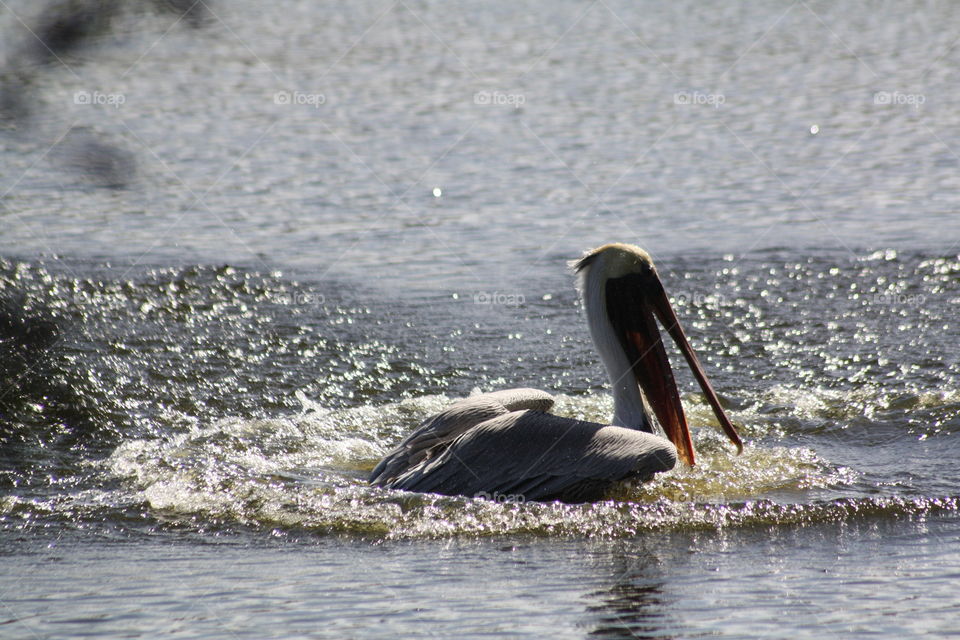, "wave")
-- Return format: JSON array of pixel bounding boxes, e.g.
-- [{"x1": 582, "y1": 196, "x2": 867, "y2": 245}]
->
[{"x1": 67, "y1": 393, "x2": 934, "y2": 539}]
